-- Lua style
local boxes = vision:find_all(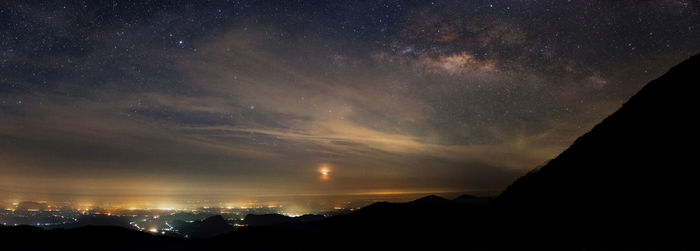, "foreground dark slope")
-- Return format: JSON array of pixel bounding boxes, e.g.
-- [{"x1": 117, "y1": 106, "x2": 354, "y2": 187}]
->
[
  {"x1": 210, "y1": 195, "x2": 485, "y2": 250},
  {"x1": 0, "y1": 225, "x2": 188, "y2": 250},
  {"x1": 494, "y1": 53, "x2": 700, "y2": 232}
]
